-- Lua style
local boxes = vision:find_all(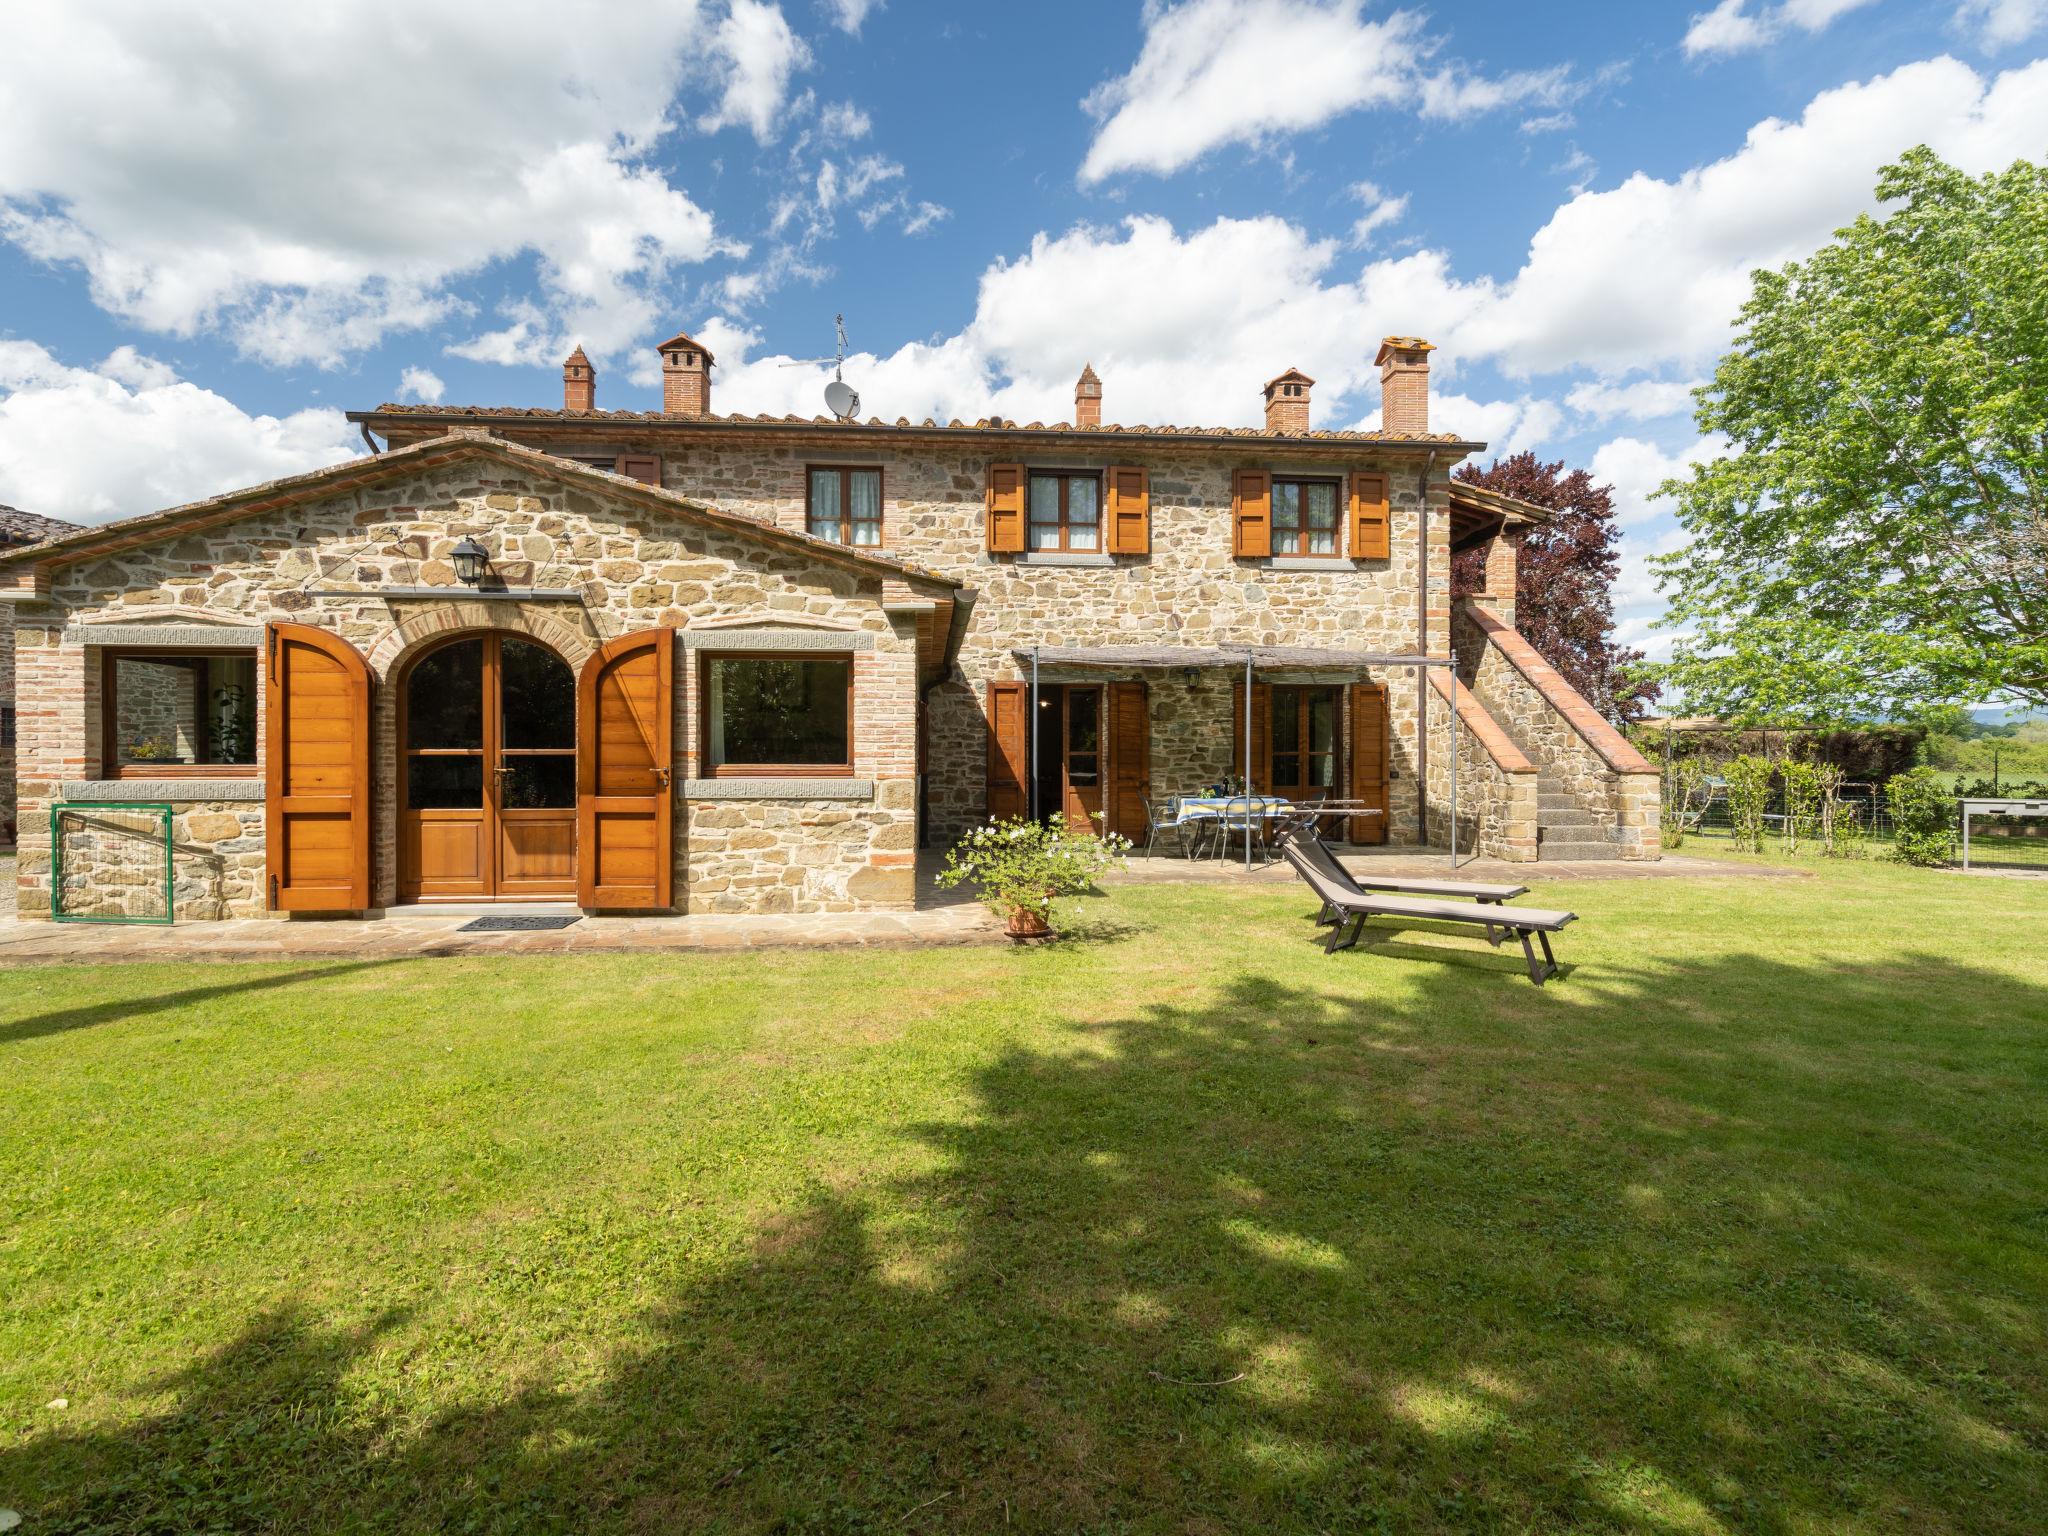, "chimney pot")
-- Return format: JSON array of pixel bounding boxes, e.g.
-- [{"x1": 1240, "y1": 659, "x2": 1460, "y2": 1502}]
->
[
  {"x1": 562, "y1": 346, "x2": 595, "y2": 412},
  {"x1": 656, "y1": 328, "x2": 715, "y2": 417},
  {"x1": 1376, "y1": 336, "x2": 1435, "y2": 435},
  {"x1": 1074, "y1": 363, "x2": 1102, "y2": 428},
  {"x1": 1262, "y1": 368, "x2": 1314, "y2": 434}
]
